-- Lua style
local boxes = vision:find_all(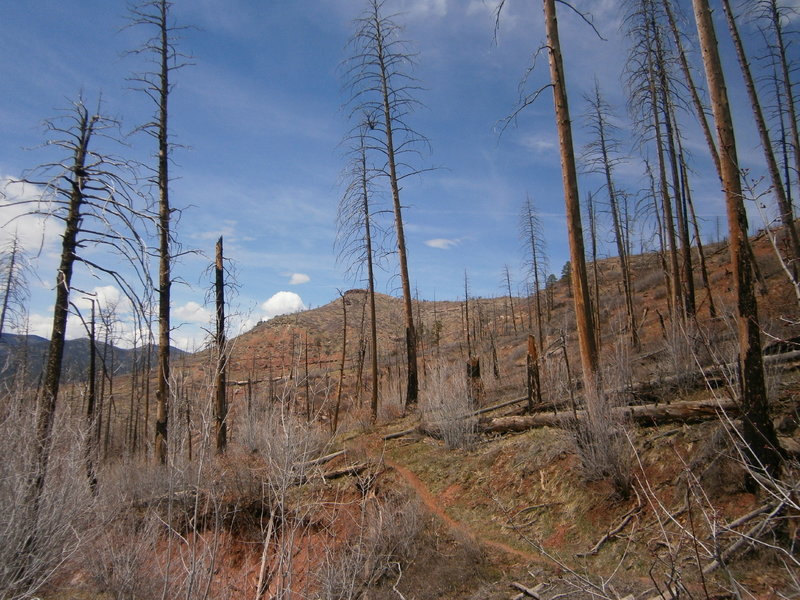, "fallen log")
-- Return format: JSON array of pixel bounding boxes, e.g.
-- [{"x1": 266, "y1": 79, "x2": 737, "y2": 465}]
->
[
  {"x1": 300, "y1": 449, "x2": 347, "y2": 468},
  {"x1": 480, "y1": 398, "x2": 740, "y2": 434},
  {"x1": 382, "y1": 397, "x2": 530, "y2": 440},
  {"x1": 319, "y1": 461, "x2": 370, "y2": 481},
  {"x1": 628, "y1": 349, "x2": 800, "y2": 400},
  {"x1": 510, "y1": 582, "x2": 544, "y2": 599}
]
